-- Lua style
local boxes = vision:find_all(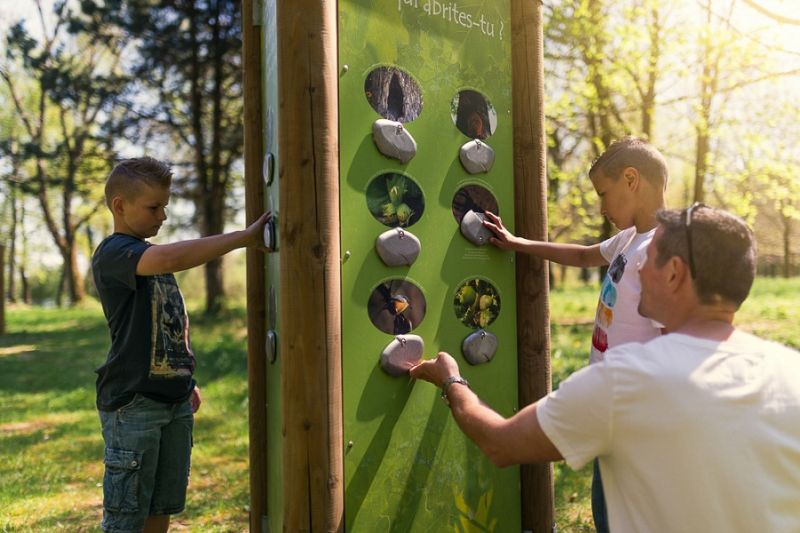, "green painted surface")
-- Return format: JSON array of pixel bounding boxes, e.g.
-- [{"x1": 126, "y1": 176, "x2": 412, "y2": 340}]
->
[
  {"x1": 339, "y1": 1, "x2": 520, "y2": 531},
  {"x1": 262, "y1": 1, "x2": 283, "y2": 531}
]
